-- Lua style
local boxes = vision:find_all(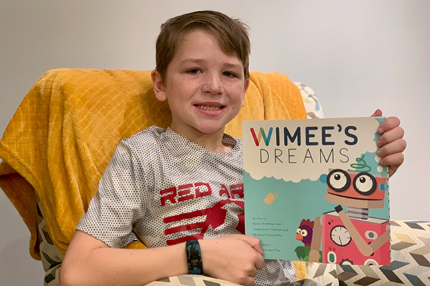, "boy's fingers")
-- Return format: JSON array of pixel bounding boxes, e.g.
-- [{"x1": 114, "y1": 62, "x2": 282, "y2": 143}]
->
[
  {"x1": 255, "y1": 255, "x2": 265, "y2": 270},
  {"x1": 381, "y1": 153, "x2": 405, "y2": 167},
  {"x1": 371, "y1": 109, "x2": 383, "y2": 117},
  {"x1": 252, "y1": 243, "x2": 264, "y2": 256},
  {"x1": 377, "y1": 139, "x2": 407, "y2": 158},
  {"x1": 250, "y1": 239, "x2": 264, "y2": 256},
  {"x1": 219, "y1": 234, "x2": 264, "y2": 256},
  {"x1": 237, "y1": 235, "x2": 264, "y2": 256},
  {"x1": 243, "y1": 277, "x2": 255, "y2": 286},
  {"x1": 377, "y1": 116, "x2": 401, "y2": 134},
  {"x1": 377, "y1": 126, "x2": 405, "y2": 147},
  {"x1": 379, "y1": 153, "x2": 405, "y2": 174}
]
